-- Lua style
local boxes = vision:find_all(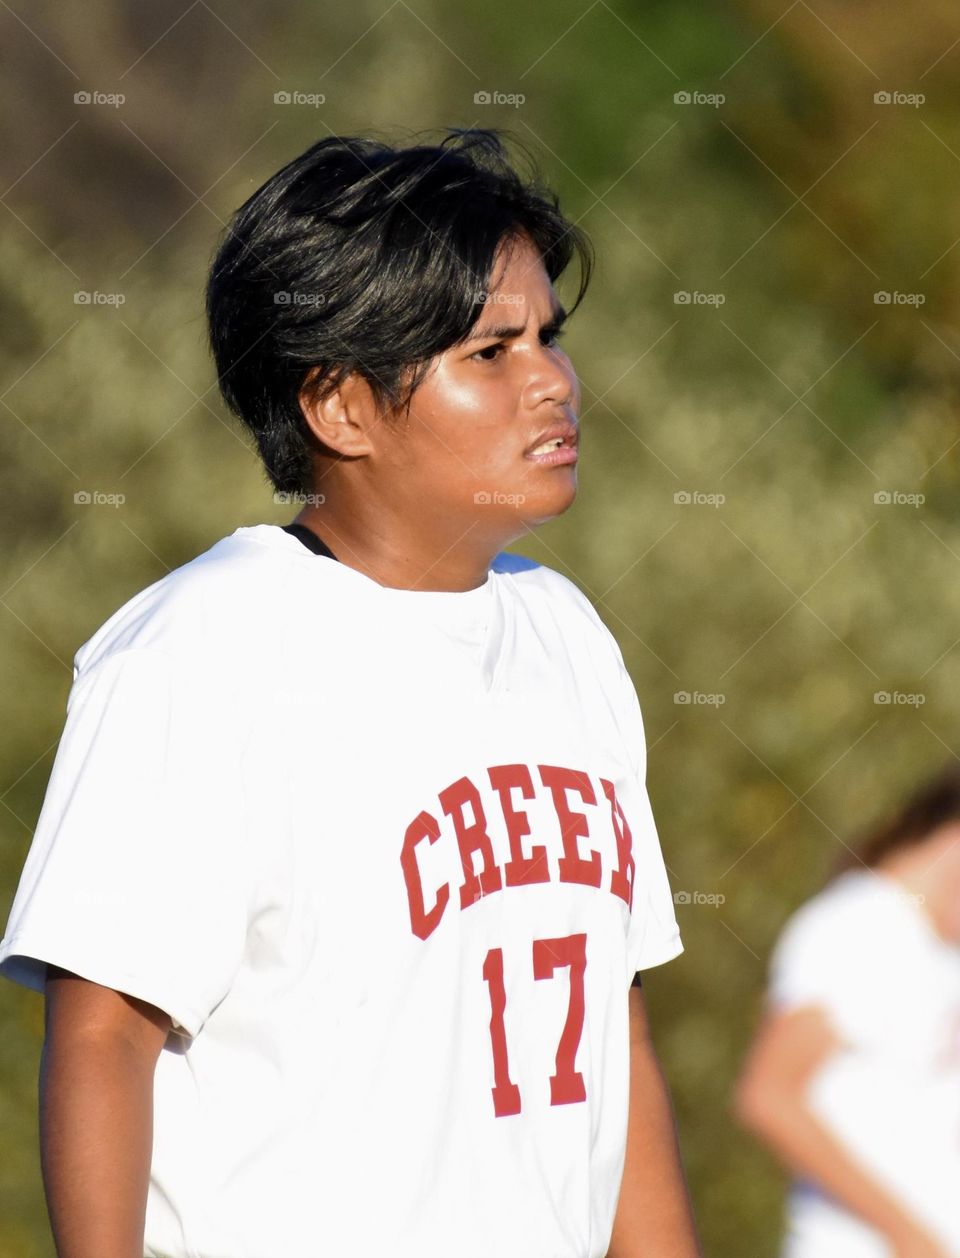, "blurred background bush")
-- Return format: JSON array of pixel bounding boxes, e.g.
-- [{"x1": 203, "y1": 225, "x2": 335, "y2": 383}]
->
[{"x1": 2, "y1": 1, "x2": 959, "y2": 1253}]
